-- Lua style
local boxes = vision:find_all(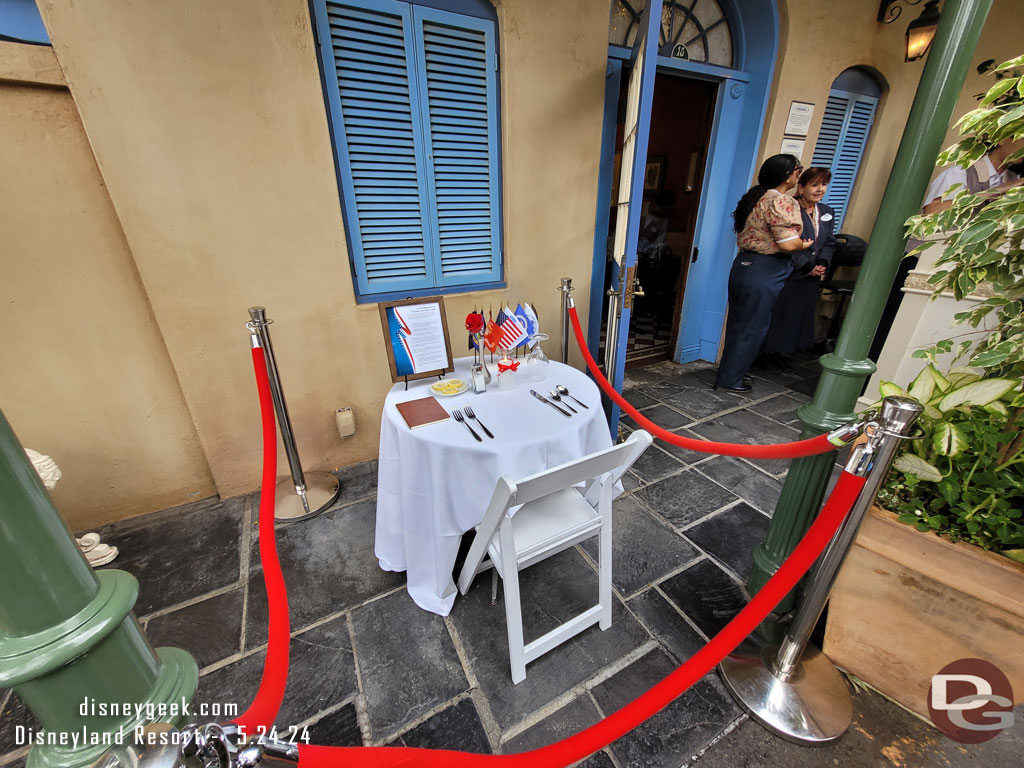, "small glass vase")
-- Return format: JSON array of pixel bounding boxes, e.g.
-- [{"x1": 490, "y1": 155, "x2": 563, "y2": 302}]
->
[{"x1": 526, "y1": 333, "x2": 550, "y2": 381}]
